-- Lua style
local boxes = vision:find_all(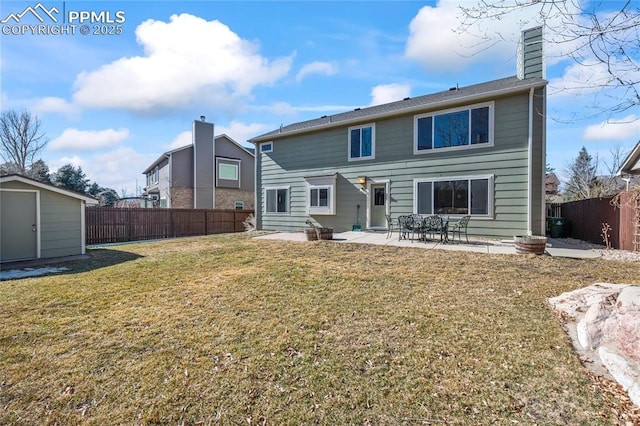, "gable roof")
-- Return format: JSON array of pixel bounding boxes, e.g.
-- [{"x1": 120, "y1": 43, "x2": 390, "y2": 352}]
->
[
  {"x1": 216, "y1": 134, "x2": 256, "y2": 158},
  {"x1": 618, "y1": 140, "x2": 640, "y2": 175},
  {"x1": 0, "y1": 174, "x2": 99, "y2": 204},
  {"x1": 250, "y1": 75, "x2": 547, "y2": 143},
  {"x1": 142, "y1": 134, "x2": 254, "y2": 174}
]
